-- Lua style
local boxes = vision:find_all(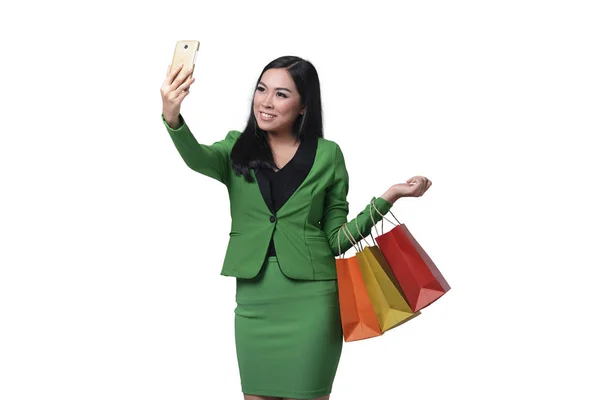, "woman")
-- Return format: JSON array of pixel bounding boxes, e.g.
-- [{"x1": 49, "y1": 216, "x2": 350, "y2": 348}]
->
[{"x1": 160, "y1": 55, "x2": 432, "y2": 400}]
